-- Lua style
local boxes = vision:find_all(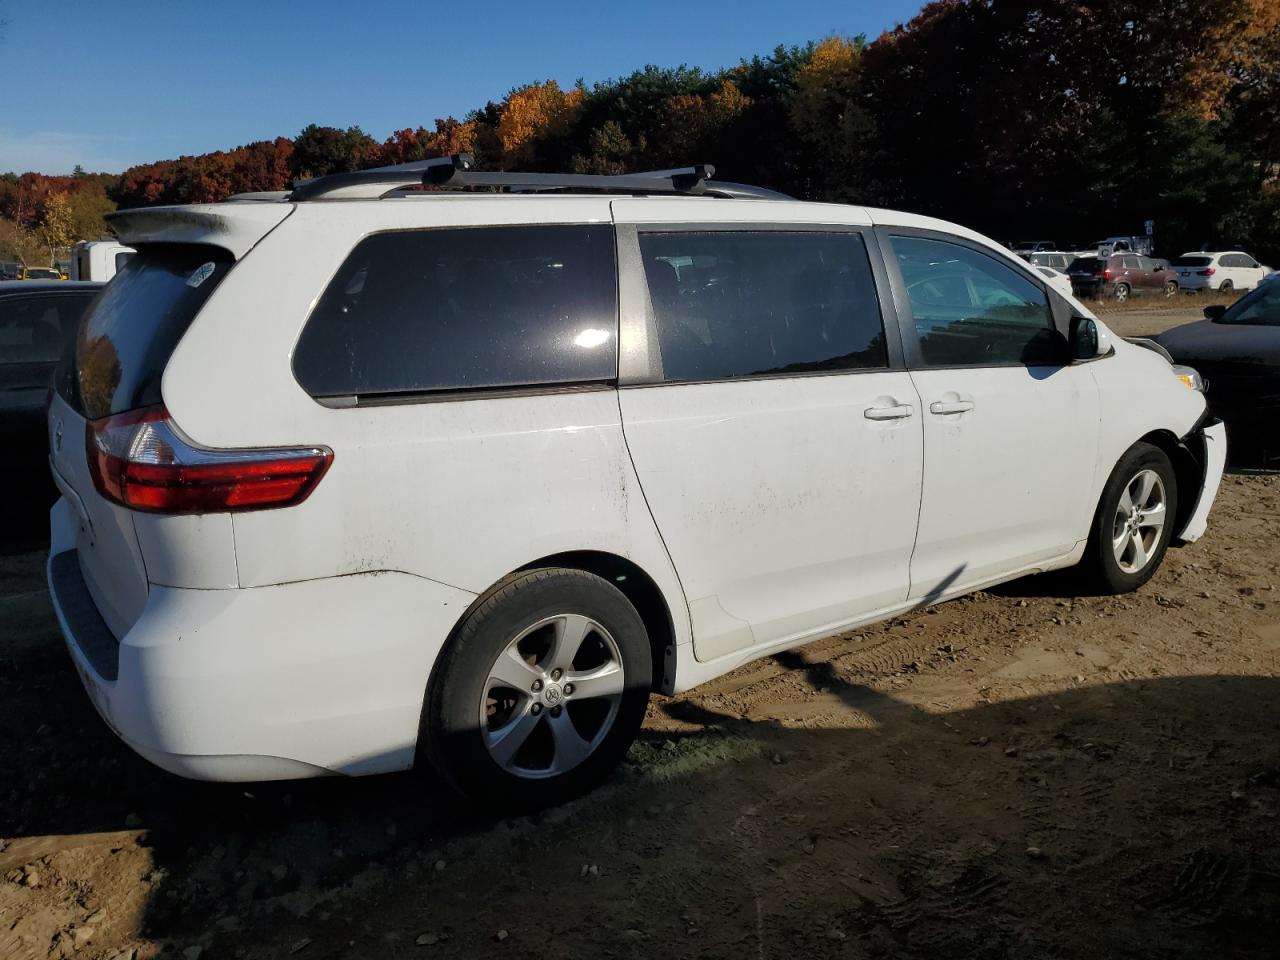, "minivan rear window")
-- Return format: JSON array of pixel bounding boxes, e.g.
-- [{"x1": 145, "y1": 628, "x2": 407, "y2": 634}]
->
[
  {"x1": 60, "y1": 245, "x2": 232, "y2": 419},
  {"x1": 1171, "y1": 256, "x2": 1211, "y2": 268}
]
